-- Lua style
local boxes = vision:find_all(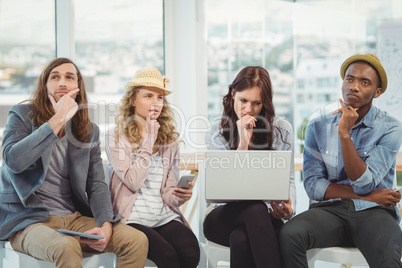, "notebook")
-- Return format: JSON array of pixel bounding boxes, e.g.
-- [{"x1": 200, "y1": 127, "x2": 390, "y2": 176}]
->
[{"x1": 204, "y1": 150, "x2": 292, "y2": 203}]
